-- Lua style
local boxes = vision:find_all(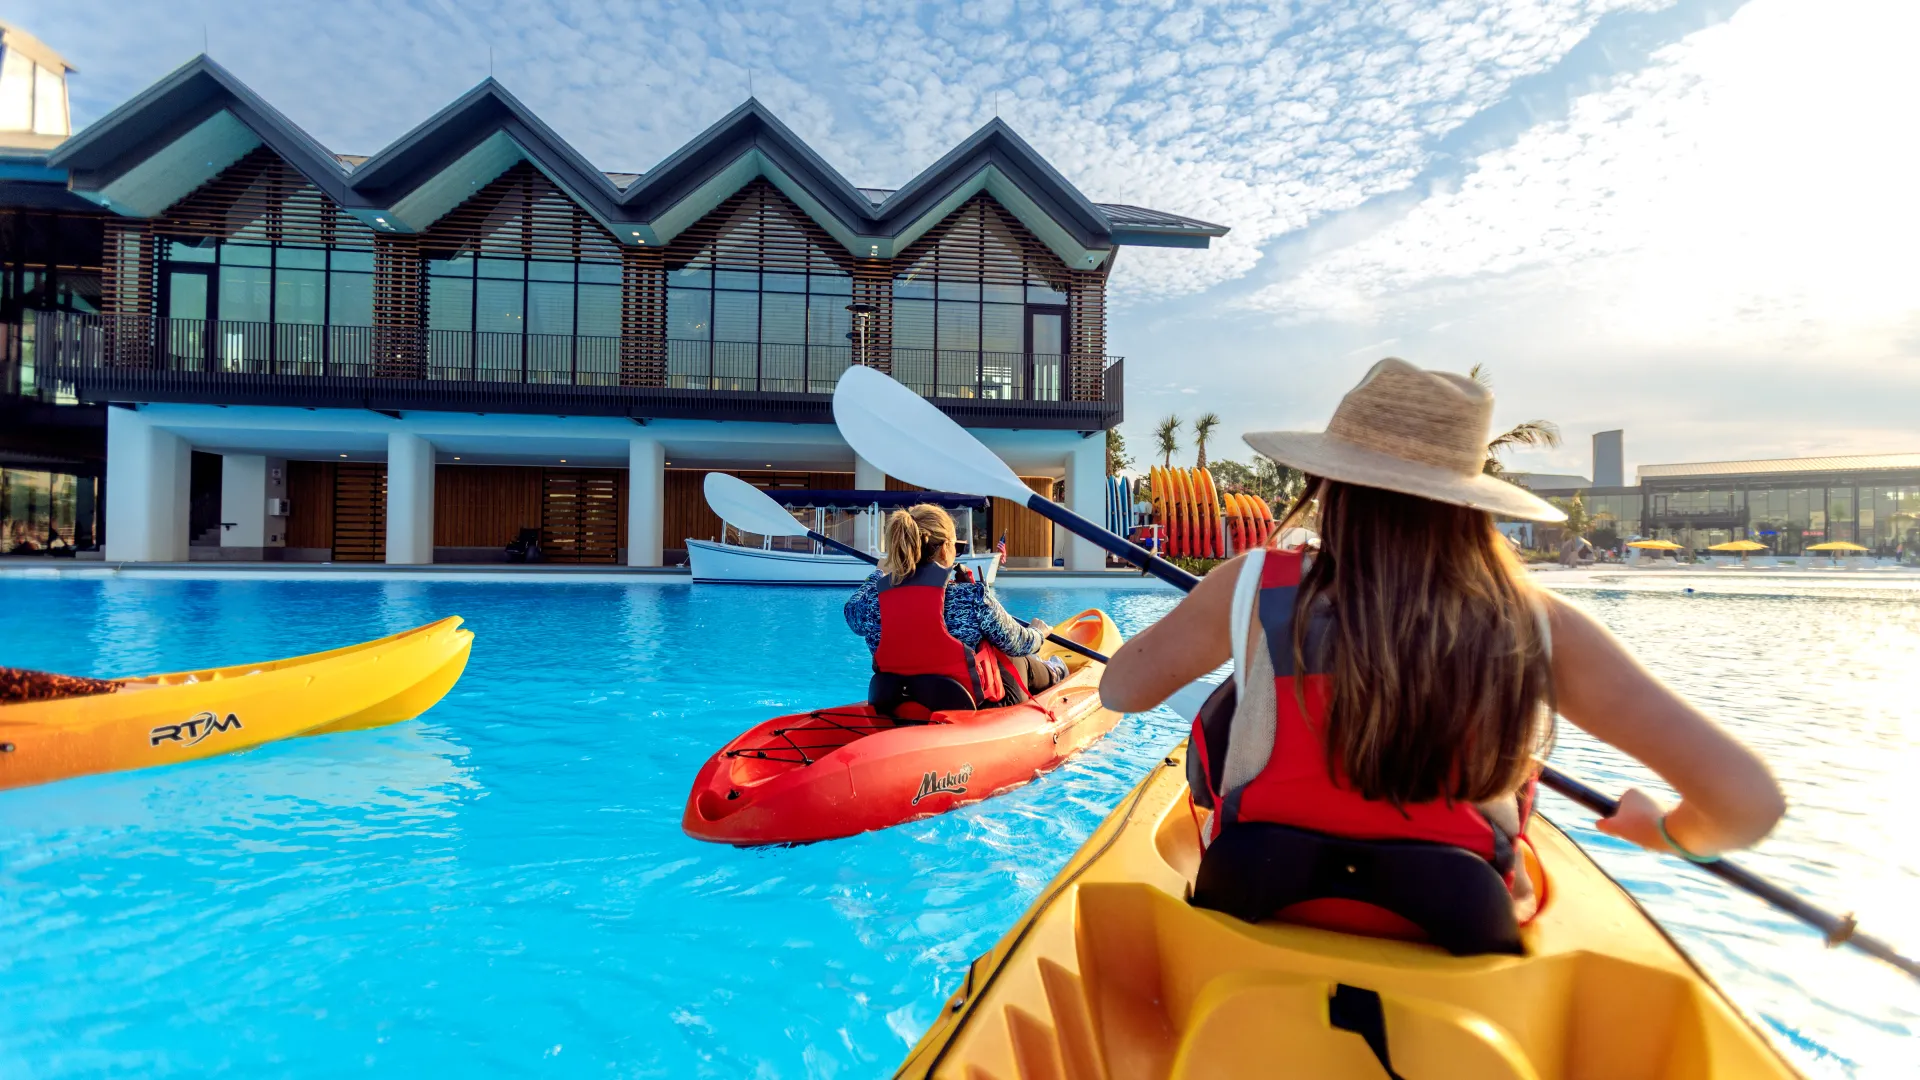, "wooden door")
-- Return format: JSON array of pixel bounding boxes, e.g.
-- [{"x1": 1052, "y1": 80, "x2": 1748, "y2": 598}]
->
[
  {"x1": 541, "y1": 469, "x2": 620, "y2": 563},
  {"x1": 331, "y1": 463, "x2": 387, "y2": 561}
]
